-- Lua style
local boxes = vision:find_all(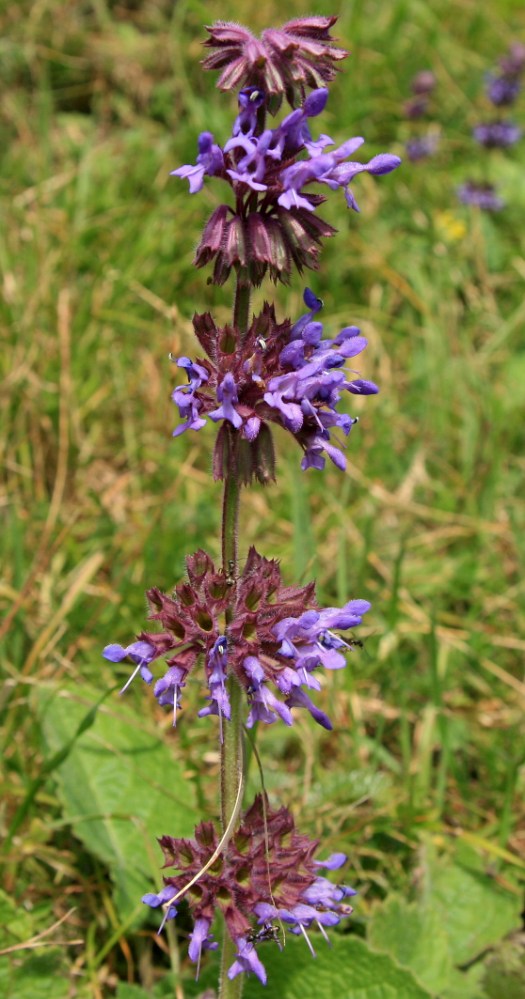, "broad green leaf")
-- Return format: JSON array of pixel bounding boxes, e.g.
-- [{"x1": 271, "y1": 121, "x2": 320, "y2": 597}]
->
[
  {"x1": 0, "y1": 952, "x2": 69, "y2": 999},
  {"x1": 441, "y1": 964, "x2": 487, "y2": 999},
  {"x1": 242, "y1": 934, "x2": 432, "y2": 999},
  {"x1": 368, "y1": 893, "x2": 453, "y2": 994},
  {"x1": 35, "y1": 686, "x2": 198, "y2": 921},
  {"x1": 423, "y1": 853, "x2": 522, "y2": 966}
]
